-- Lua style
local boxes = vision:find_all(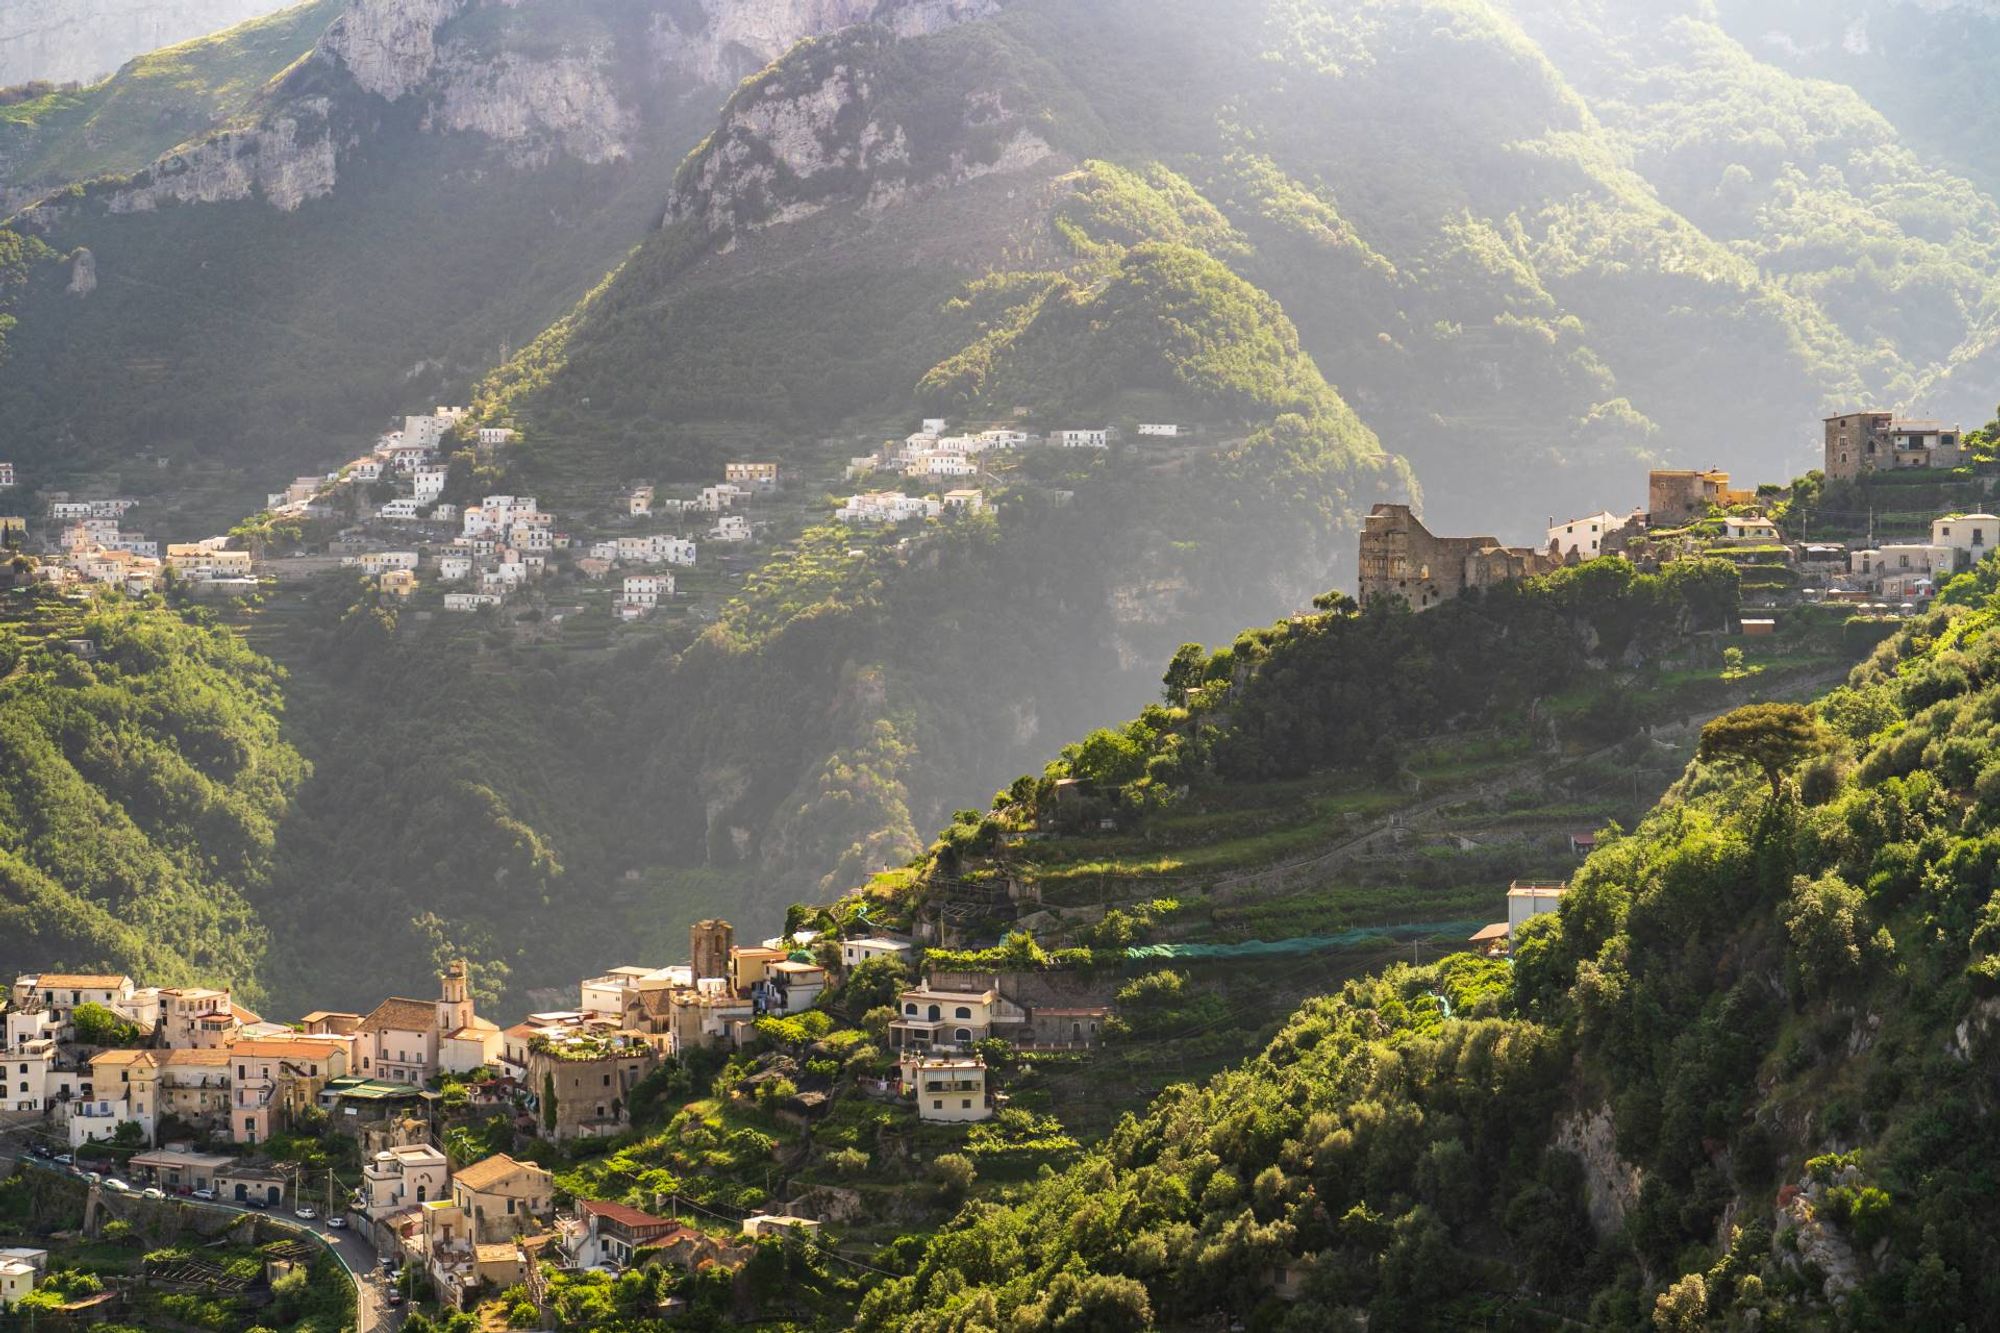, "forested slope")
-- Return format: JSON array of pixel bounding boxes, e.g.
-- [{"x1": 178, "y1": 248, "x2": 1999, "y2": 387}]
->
[
  {"x1": 857, "y1": 560, "x2": 2000, "y2": 1329},
  {"x1": 0, "y1": 596, "x2": 305, "y2": 1003}
]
